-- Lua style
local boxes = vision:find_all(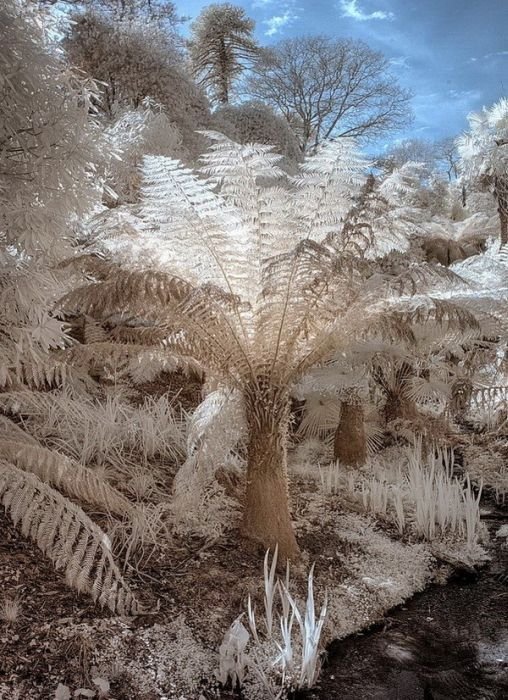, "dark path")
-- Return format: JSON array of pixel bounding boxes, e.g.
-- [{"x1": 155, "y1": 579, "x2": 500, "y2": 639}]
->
[{"x1": 308, "y1": 514, "x2": 508, "y2": 700}]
